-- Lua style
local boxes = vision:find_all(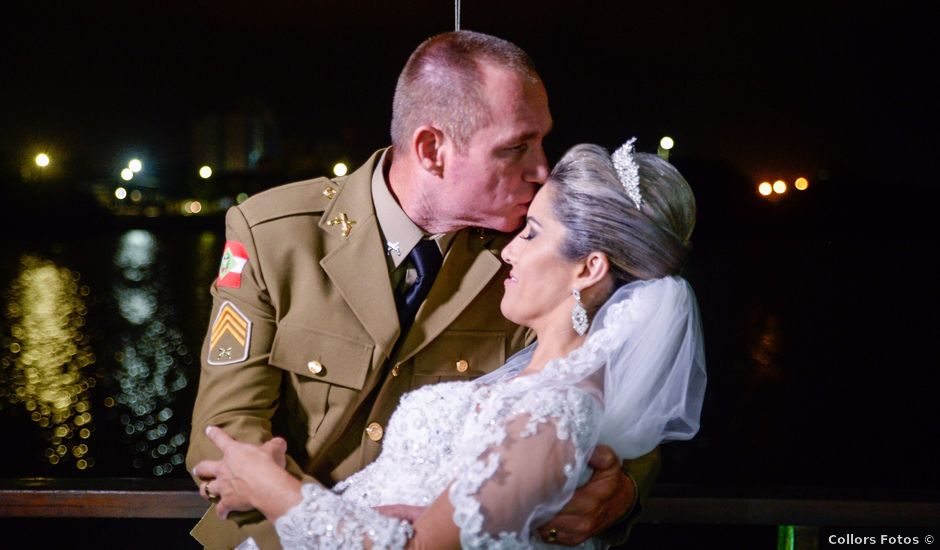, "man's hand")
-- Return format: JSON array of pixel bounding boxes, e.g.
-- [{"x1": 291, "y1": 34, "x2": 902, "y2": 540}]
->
[{"x1": 536, "y1": 445, "x2": 636, "y2": 546}]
